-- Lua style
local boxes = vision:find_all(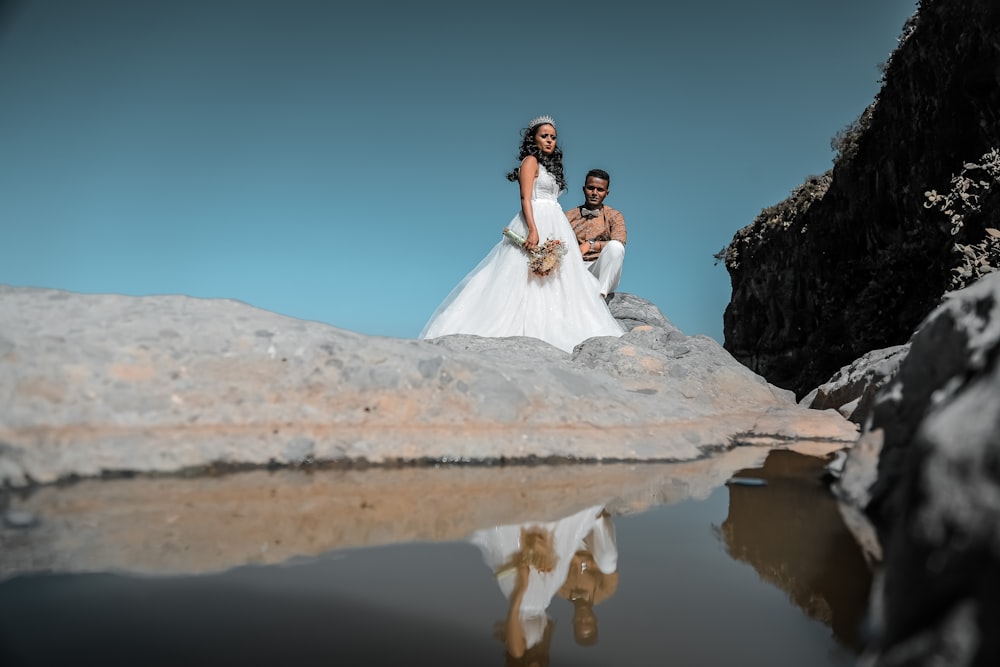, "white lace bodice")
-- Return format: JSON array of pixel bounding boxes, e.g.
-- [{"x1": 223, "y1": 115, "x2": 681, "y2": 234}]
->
[{"x1": 532, "y1": 164, "x2": 561, "y2": 202}]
